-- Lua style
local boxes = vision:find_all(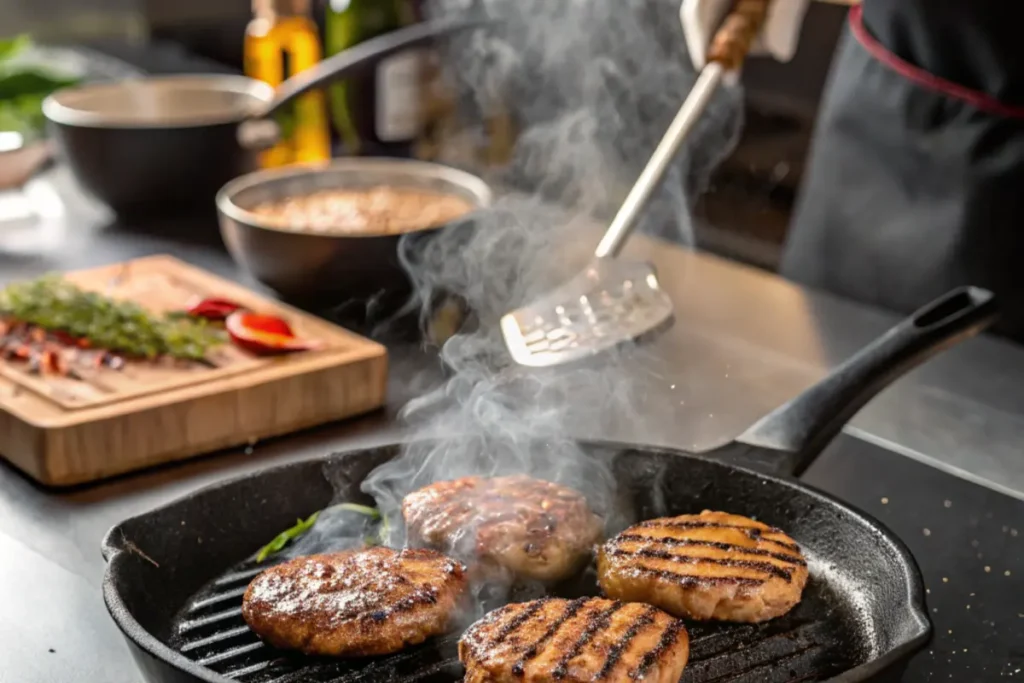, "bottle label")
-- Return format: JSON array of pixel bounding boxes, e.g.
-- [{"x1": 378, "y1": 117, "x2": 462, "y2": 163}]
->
[{"x1": 376, "y1": 51, "x2": 422, "y2": 142}]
